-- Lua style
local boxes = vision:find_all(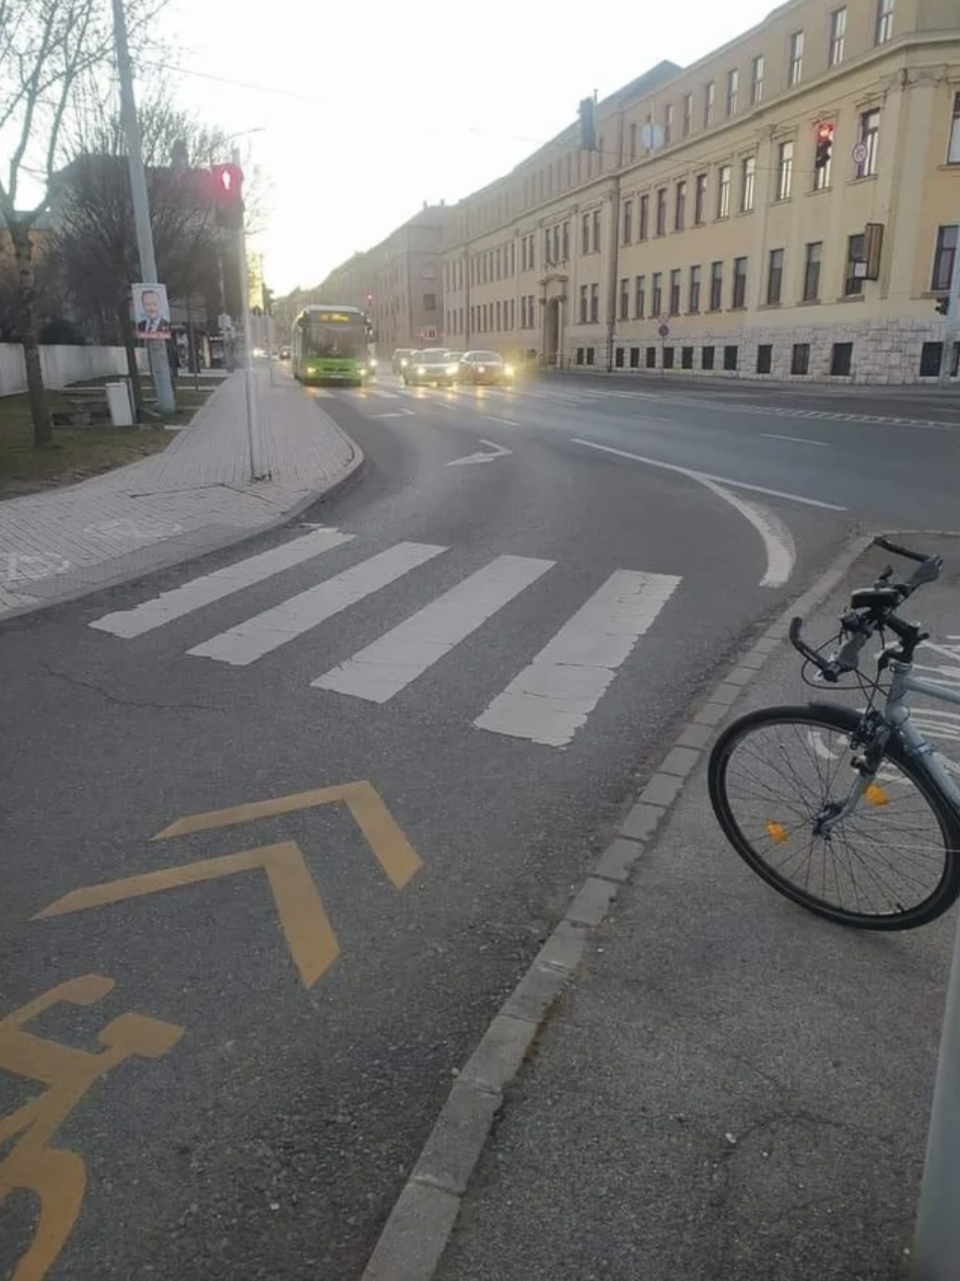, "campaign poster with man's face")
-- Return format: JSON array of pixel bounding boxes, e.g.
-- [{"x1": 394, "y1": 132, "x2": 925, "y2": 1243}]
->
[{"x1": 133, "y1": 283, "x2": 171, "y2": 339}]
